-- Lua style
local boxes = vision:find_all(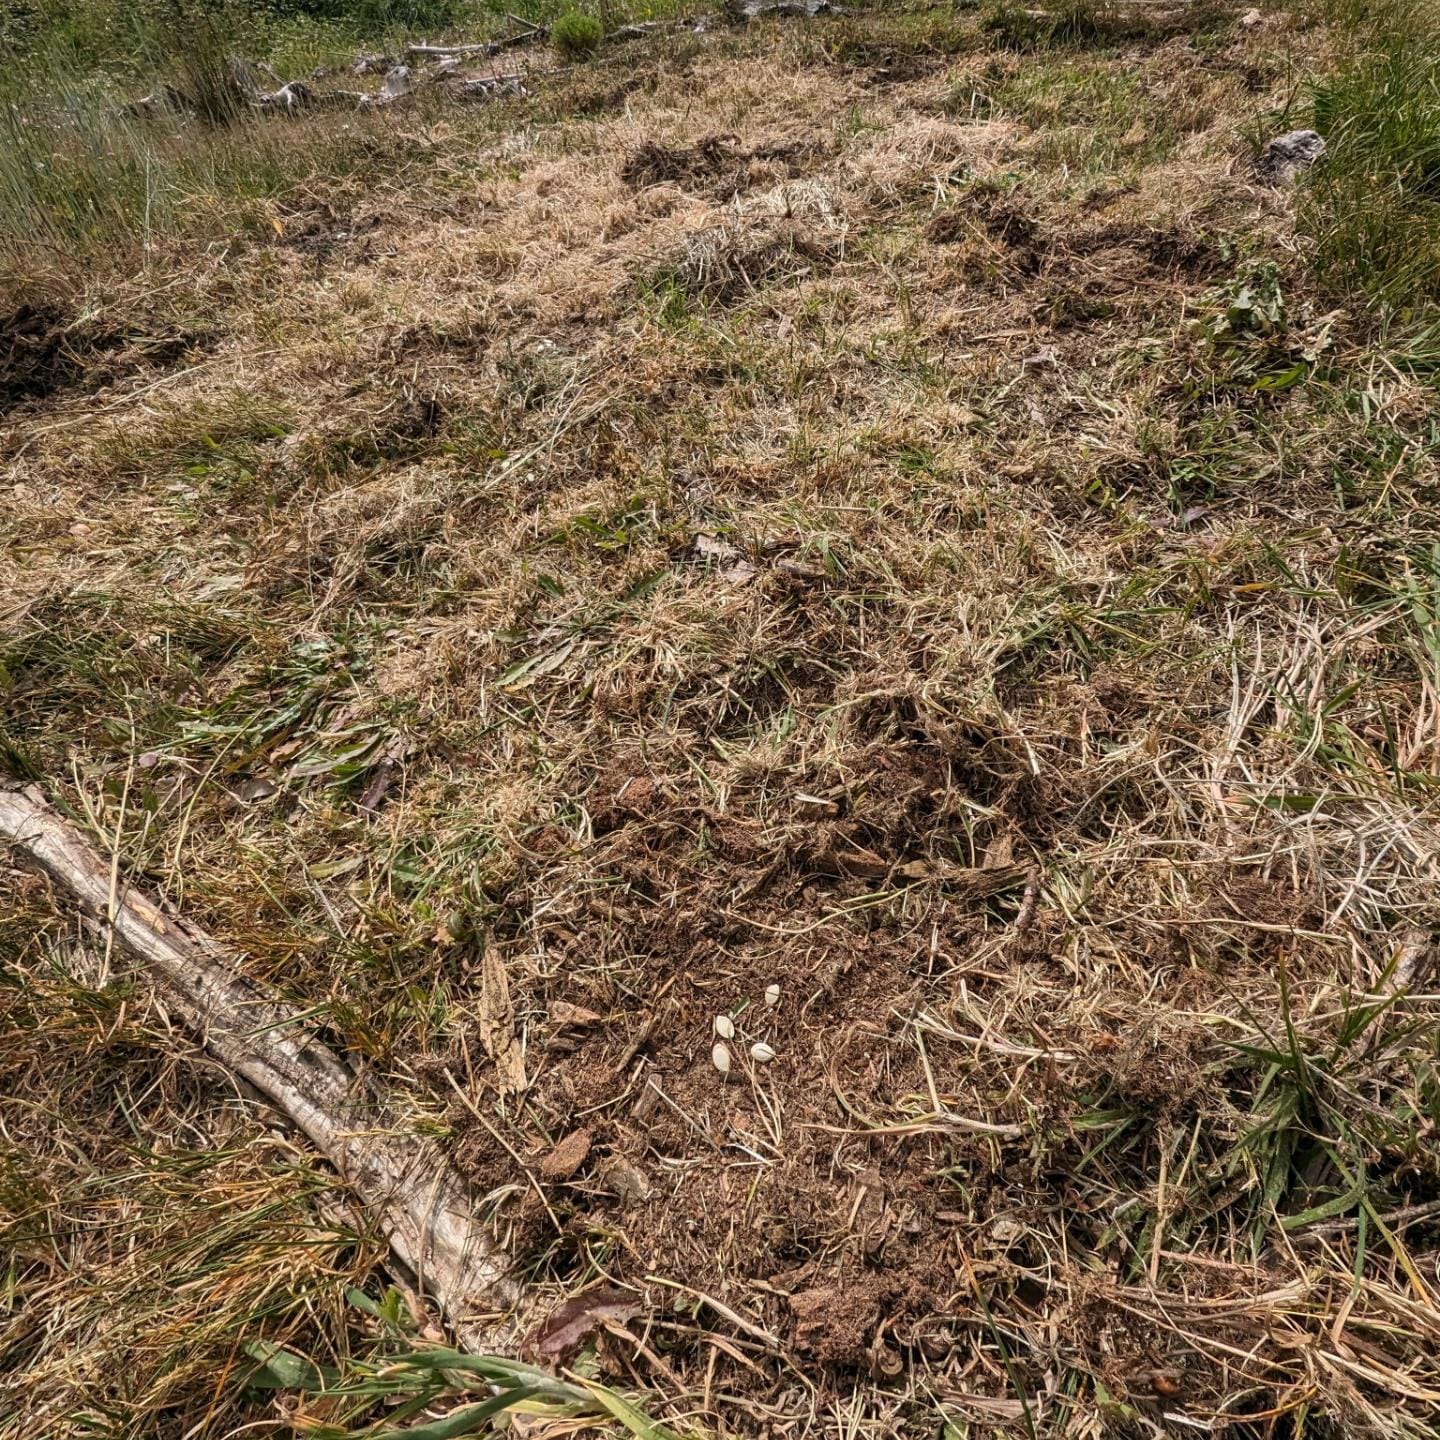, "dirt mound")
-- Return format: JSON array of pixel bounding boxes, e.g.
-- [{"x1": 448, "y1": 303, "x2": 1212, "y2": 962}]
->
[
  {"x1": 926, "y1": 188, "x2": 1039, "y2": 248},
  {"x1": 925, "y1": 187, "x2": 1044, "y2": 277}
]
